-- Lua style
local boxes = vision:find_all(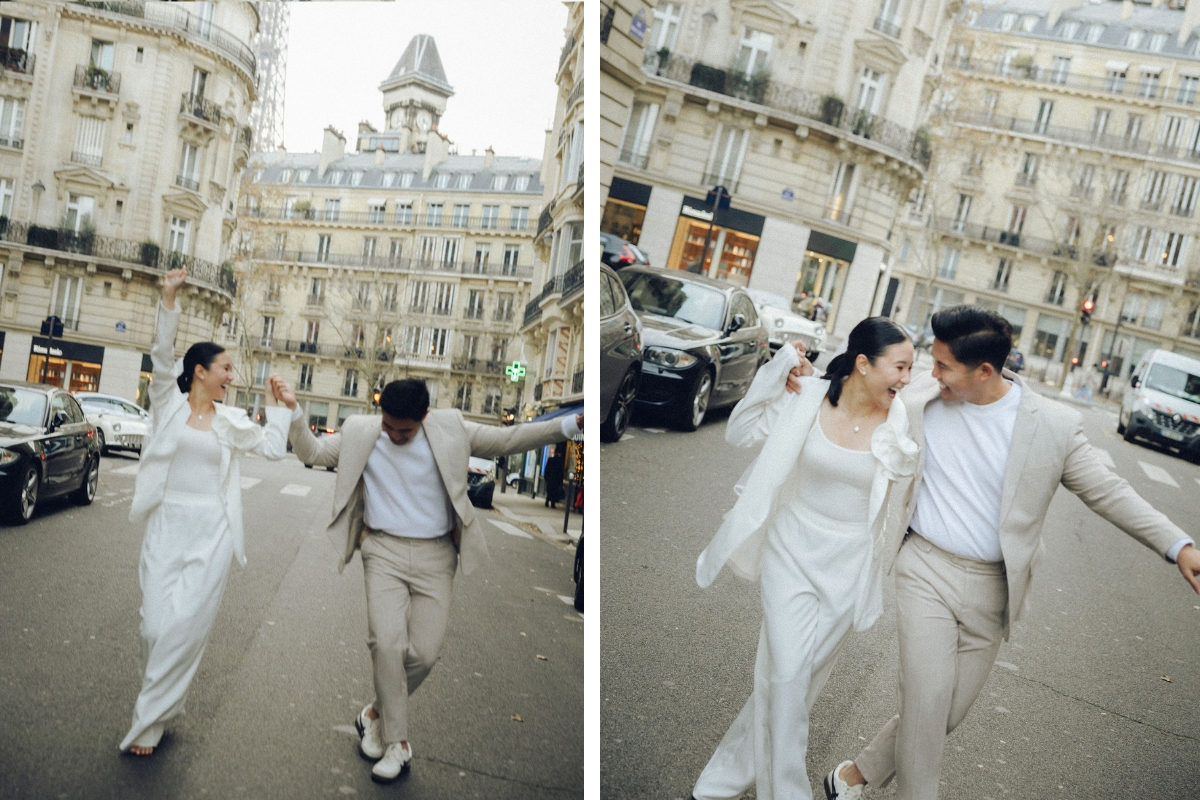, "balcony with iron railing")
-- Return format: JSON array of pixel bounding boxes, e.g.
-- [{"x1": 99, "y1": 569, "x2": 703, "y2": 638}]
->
[
  {"x1": 1069, "y1": 185, "x2": 1094, "y2": 201},
  {"x1": 523, "y1": 298, "x2": 543, "y2": 326},
  {"x1": 244, "y1": 206, "x2": 529, "y2": 232},
  {"x1": 950, "y1": 56, "x2": 1194, "y2": 104},
  {"x1": 1140, "y1": 198, "x2": 1165, "y2": 213},
  {"x1": 238, "y1": 125, "x2": 253, "y2": 149},
  {"x1": 72, "y1": 2, "x2": 256, "y2": 80},
  {"x1": 536, "y1": 204, "x2": 554, "y2": 237},
  {"x1": 180, "y1": 92, "x2": 221, "y2": 126},
  {"x1": 175, "y1": 174, "x2": 199, "y2": 192},
  {"x1": 873, "y1": 16, "x2": 902, "y2": 39},
  {"x1": 251, "y1": 249, "x2": 534, "y2": 278},
  {"x1": 0, "y1": 46, "x2": 33, "y2": 75},
  {"x1": 954, "y1": 109, "x2": 1200, "y2": 166},
  {"x1": 73, "y1": 64, "x2": 120, "y2": 94},
  {"x1": 933, "y1": 214, "x2": 1113, "y2": 265},
  {"x1": 0, "y1": 216, "x2": 235, "y2": 295},
  {"x1": 71, "y1": 151, "x2": 102, "y2": 167},
  {"x1": 644, "y1": 52, "x2": 932, "y2": 170},
  {"x1": 571, "y1": 370, "x2": 584, "y2": 394},
  {"x1": 600, "y1": 4, "x2": 614, "y2": 45},
  {"x1": 1014, "y1": 172, "x2": 1037, "y2": 188},
  {"x1": 567, "y1": 79, "x2": 583, "y2": 111},
  {"x1": 450, "y1": 358, "x2": 508, "y2": 375},
  {"x1": 619, "y1": 146, "x2": 651, "y2": 170}
]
